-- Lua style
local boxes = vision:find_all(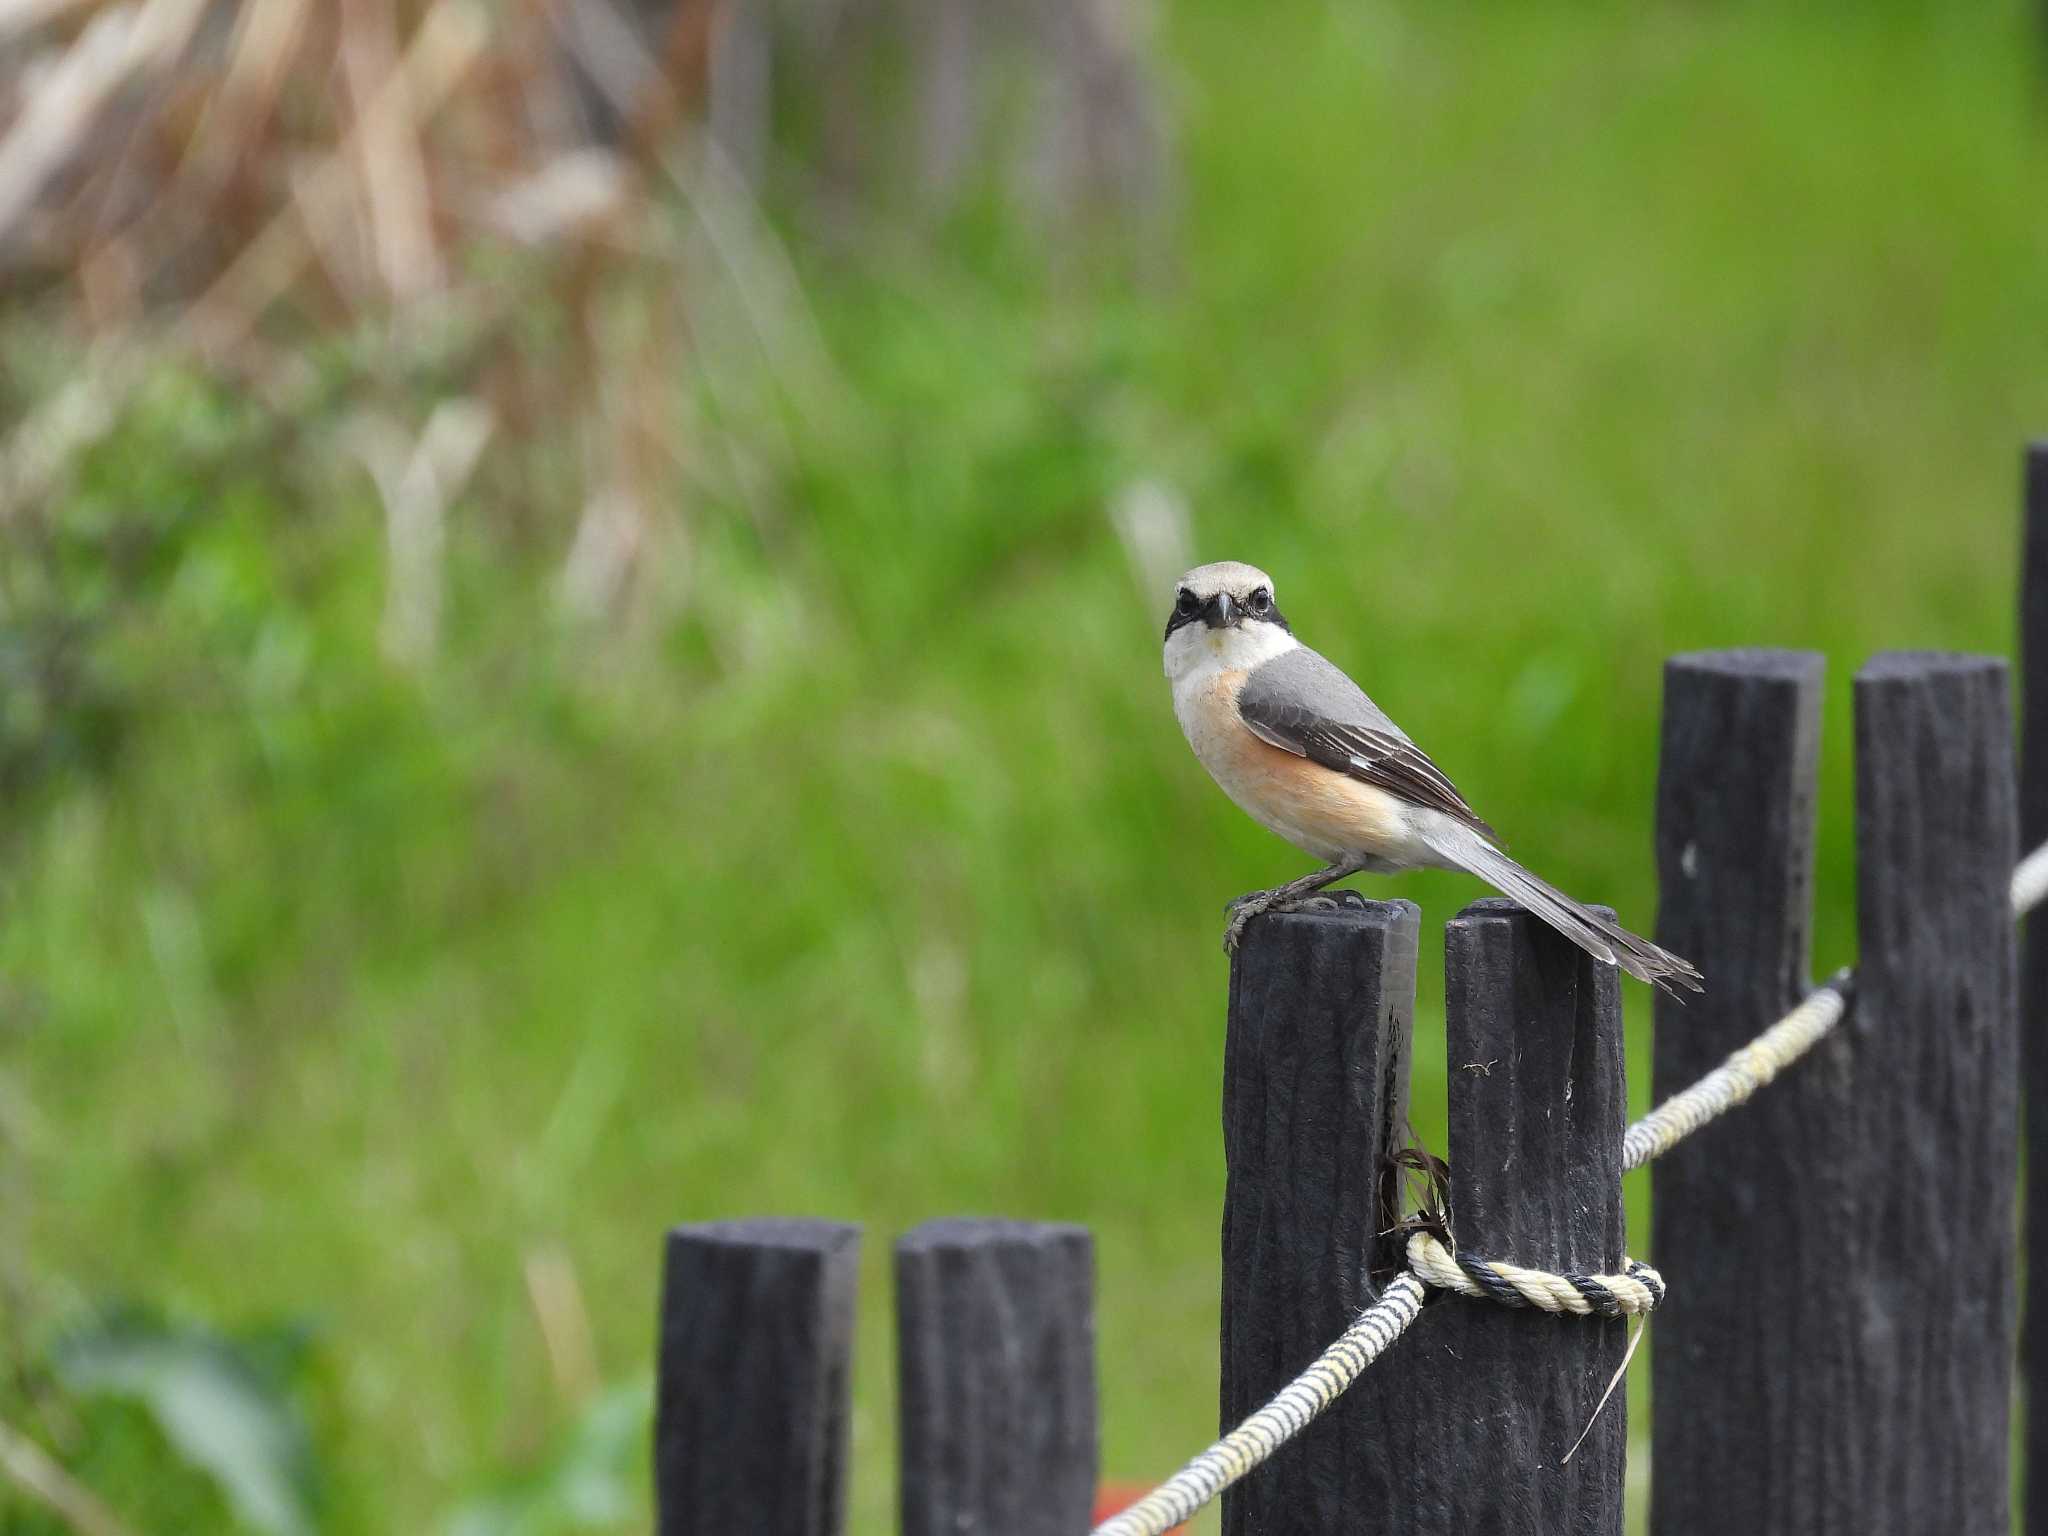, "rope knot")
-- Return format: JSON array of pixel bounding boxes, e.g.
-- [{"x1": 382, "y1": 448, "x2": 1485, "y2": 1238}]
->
[{"x1": 1404, "y1": 1231, "x2": 1664, "y2": 1317}]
